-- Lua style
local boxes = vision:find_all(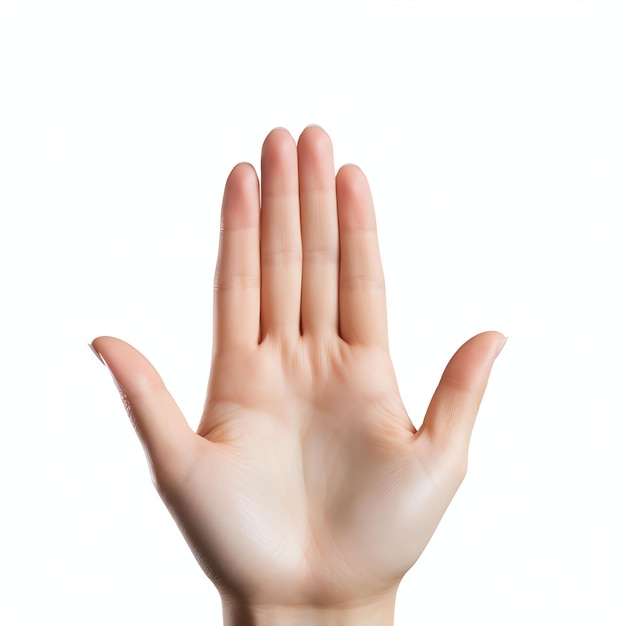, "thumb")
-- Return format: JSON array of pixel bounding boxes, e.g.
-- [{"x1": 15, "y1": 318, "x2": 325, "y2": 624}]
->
[
  {"x1": 421, "y1": 331, "x2": 507, "y2": 459},
  {"x1": 90, "y1": 336, "x2": 196, "y2": 487}
]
